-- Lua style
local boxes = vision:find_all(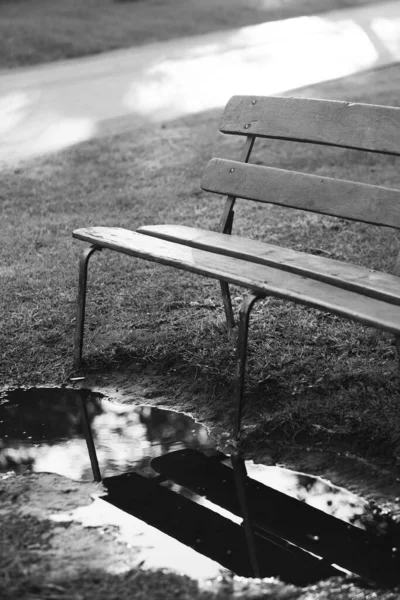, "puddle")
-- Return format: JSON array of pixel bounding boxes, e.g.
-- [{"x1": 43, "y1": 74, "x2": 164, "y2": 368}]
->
[
  {"x1": 1, "y1": 387, "x2": 400, "y2": 586},
  {"x1": 0, "y1": 387, "x2": 213, "y2": 481}
]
